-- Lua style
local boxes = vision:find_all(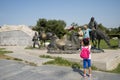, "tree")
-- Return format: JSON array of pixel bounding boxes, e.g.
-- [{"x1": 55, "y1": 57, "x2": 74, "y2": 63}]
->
[
  {"x1": 46, "y1": 19, "x2": 66, "y2": 38},
  {"x1": 33, "y1": 18, "x2": 67, "y2": 38},
  {"x1": 33, "y1": 18, "x2": 47, "y2": 31},
  {"x1": 71, "y1": 22, "x2": 78, "y2": 27},
  {"x1": 98, "y1": 23, "x2": 109, "y2": 34},
  {"x1": 109, "y1": 26, "x2": 120, "y2": 34}
]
